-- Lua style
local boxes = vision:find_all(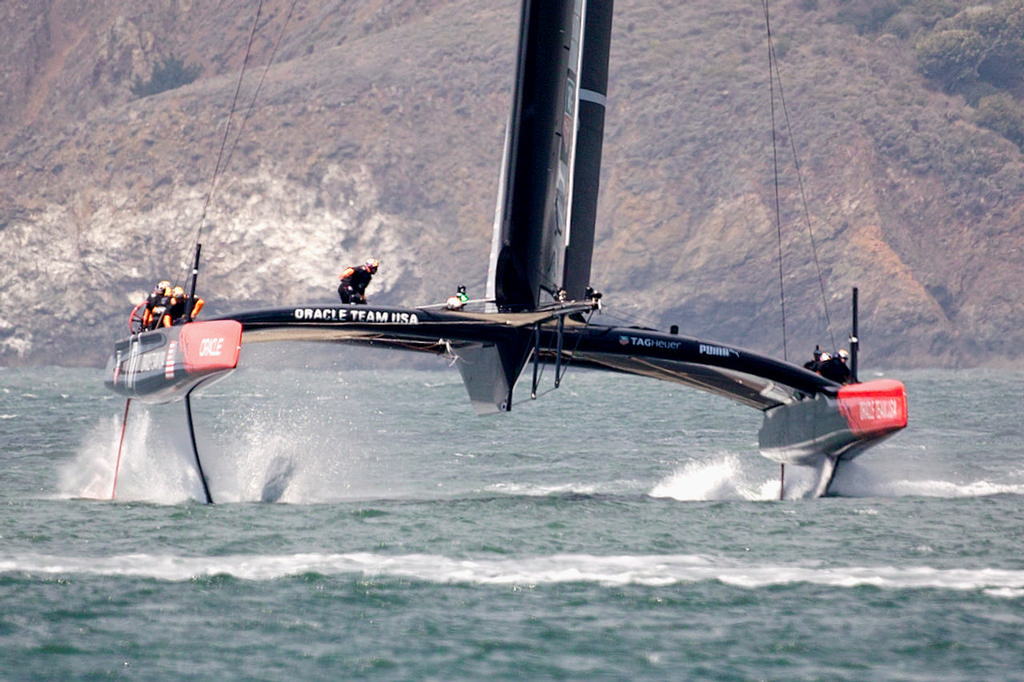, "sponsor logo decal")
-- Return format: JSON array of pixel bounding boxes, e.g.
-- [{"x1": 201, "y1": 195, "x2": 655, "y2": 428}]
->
[
  {"x1": 858, "y1": 397, "x2": 901, "y2": 422},
  {"x1": 114, "y1": 338, "x2": 166, "y2": 389},
  {"x1": 838, "y1": 380, "x2": 908, "y2": 436},
  {"x1": 293, "y1": 308, "x2": 420, "y2": 324},
  {"x1": 618, "y1": 335, "x2": 684, "y2": 351},
  {"x1": 698, "y1": 343, "x2": 737, "y2": 358},
  {"x1": 132, "y1": 346, "x2": 166, "y2": 374},
  {"x1": 199, "y1": 337, "x2": 225, "y2": 357}
]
